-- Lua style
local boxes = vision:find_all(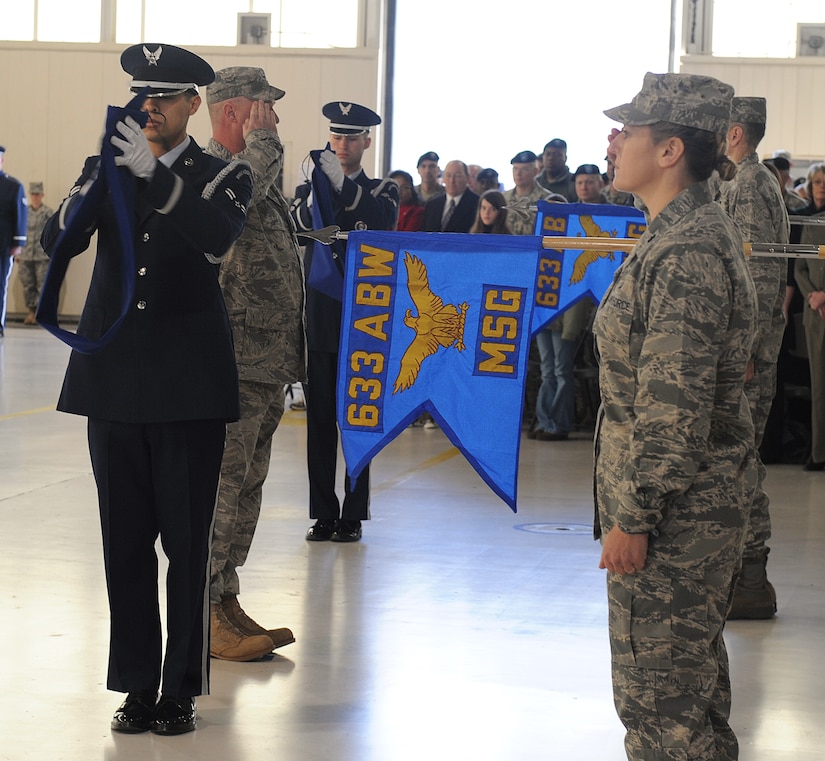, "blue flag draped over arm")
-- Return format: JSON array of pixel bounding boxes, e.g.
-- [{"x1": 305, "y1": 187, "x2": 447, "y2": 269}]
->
[
  {"x1": 531, "y1": 201, "x2": 645, "y2": 334},
  {"x1": 337, "y1": 231, "x2": 539, "y2": 511},
  {"x1": 306, "y1": 144, "x2": 346, "y2": 301},
  {"x1": 36, "y1": 91, "x2": 149, "y2": 354}
]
